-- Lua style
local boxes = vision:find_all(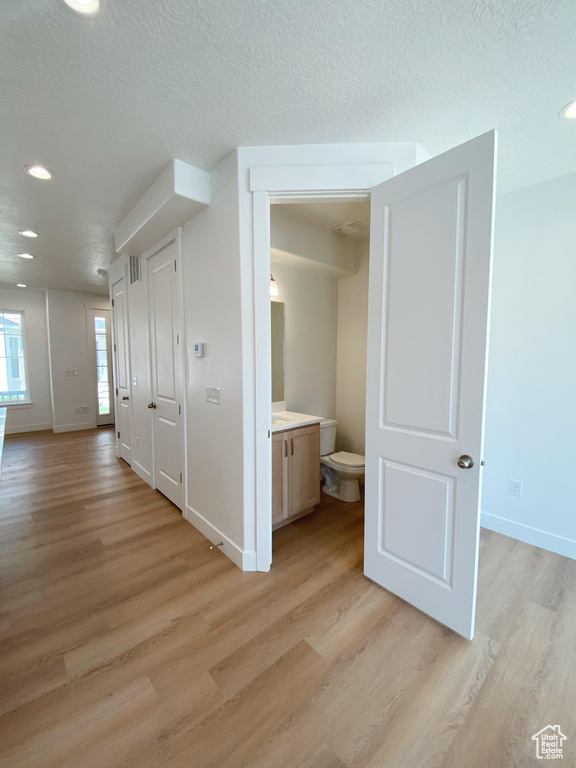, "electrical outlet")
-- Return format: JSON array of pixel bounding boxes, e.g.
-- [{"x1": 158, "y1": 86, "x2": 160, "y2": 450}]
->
[
  {"x1": 75, "y1": 406, "x2": 89, "y2": 415},
  {"x1": 509, "y1": 479, "x2": 523, "y2": 498}
]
